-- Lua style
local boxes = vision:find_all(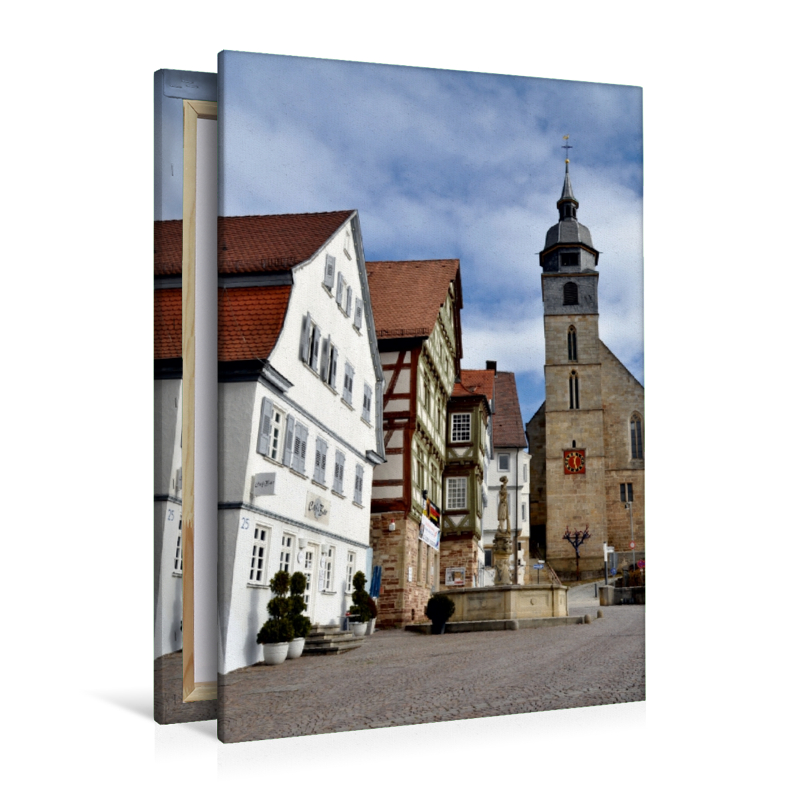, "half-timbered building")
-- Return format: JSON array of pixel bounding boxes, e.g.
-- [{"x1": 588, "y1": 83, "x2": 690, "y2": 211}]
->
[
  {"x1": 366, "y1": 259, "x2": 463, "y2": 628},
  {"x1": 440, "y1": 369, "x2": 494, "y2": 588}
]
